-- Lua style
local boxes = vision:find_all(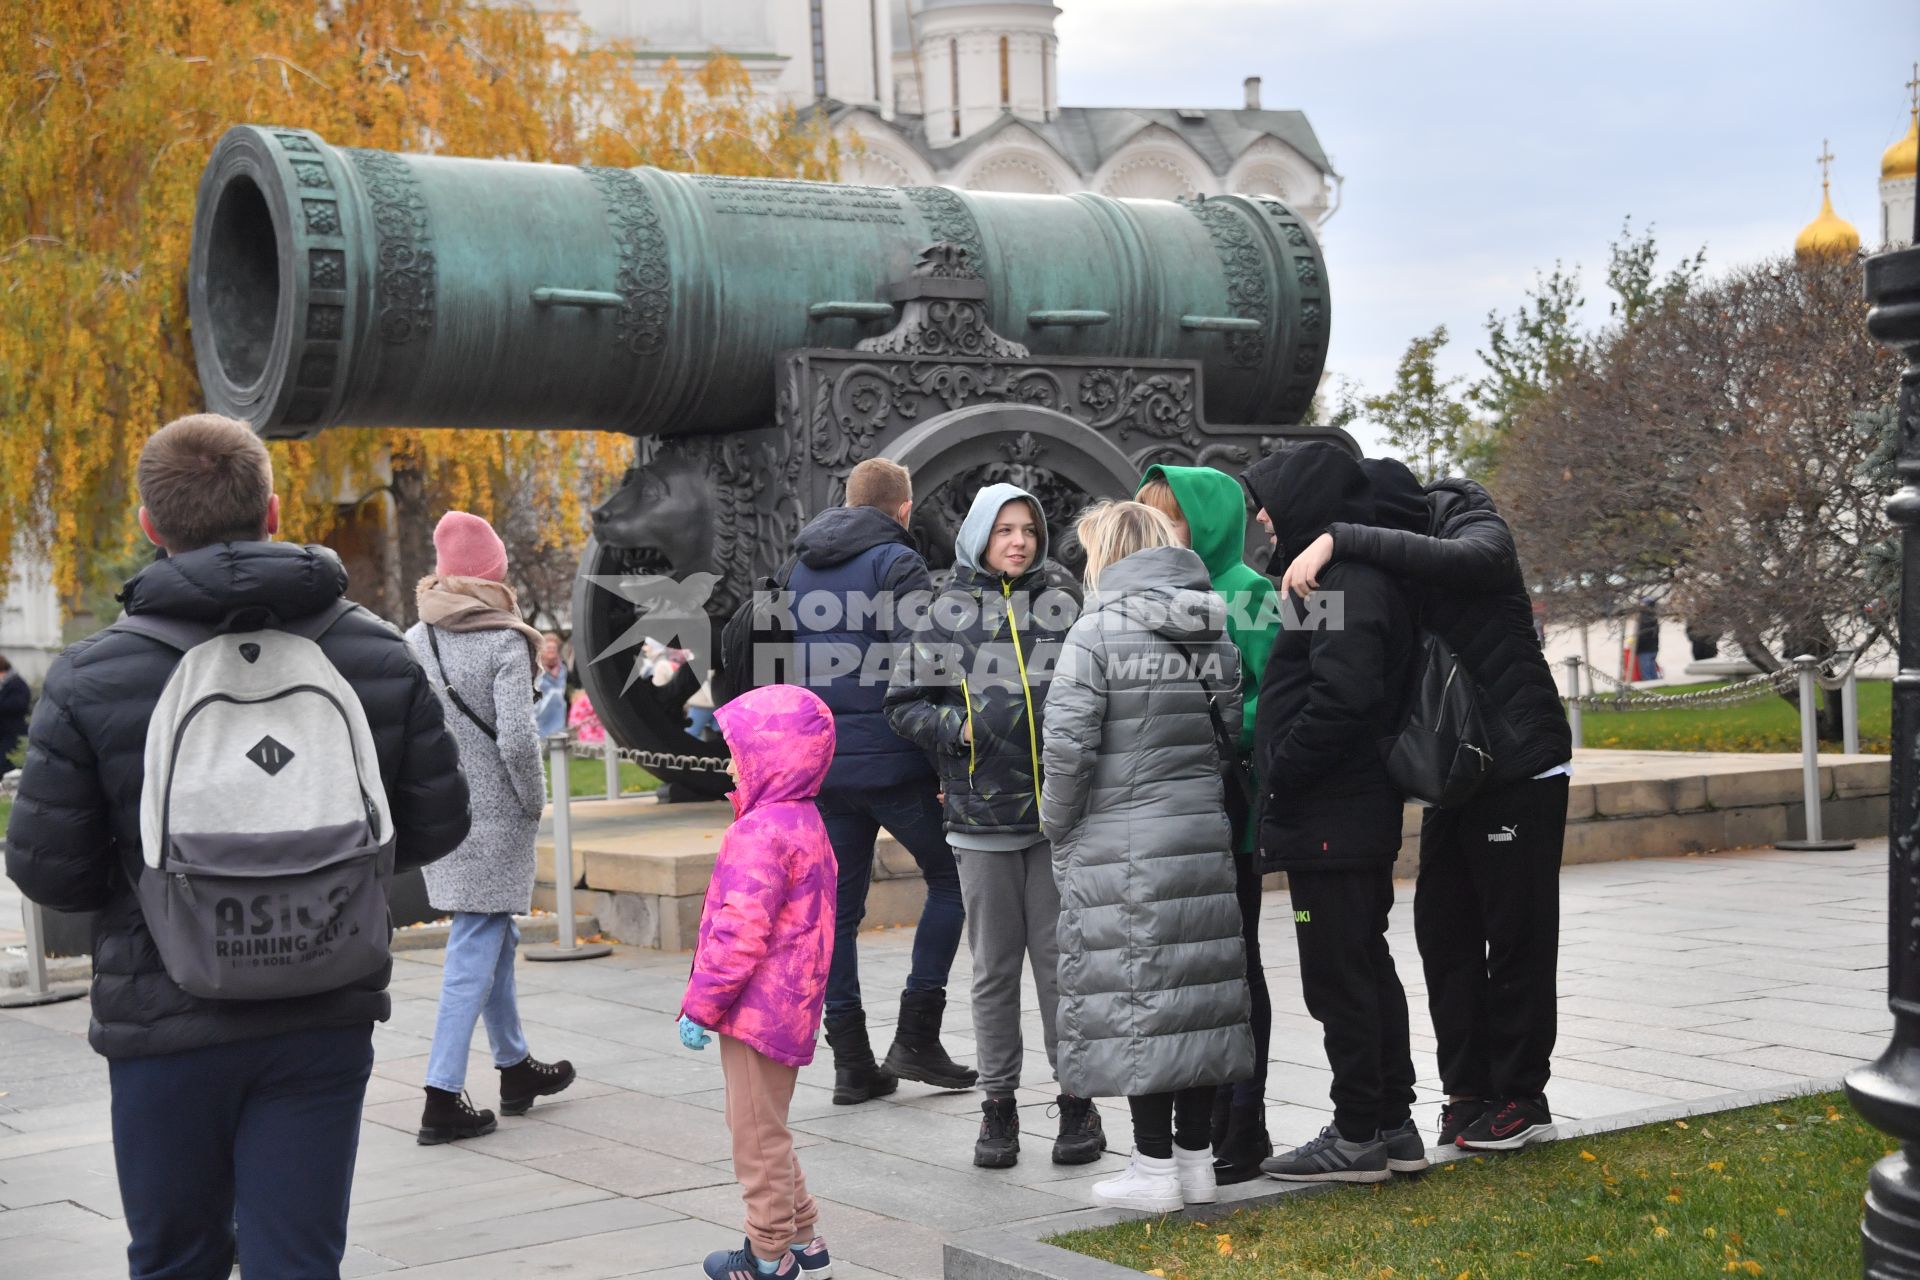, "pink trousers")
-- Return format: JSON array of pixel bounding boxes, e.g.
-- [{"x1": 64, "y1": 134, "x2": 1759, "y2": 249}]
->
[{"x1": 719, "y1": 1034, "x2": 819, "y2": 1260}]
